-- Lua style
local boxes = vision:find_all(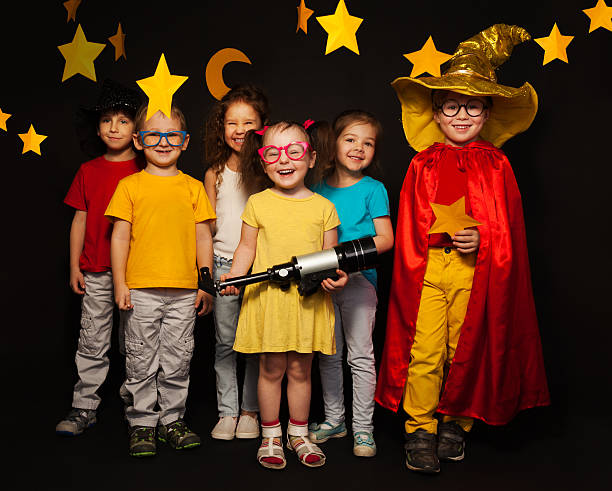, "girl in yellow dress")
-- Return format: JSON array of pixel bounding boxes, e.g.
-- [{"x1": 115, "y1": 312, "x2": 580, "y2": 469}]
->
[{"x1": 221, "y1": 121, "x2": 348, "y2": 470}]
